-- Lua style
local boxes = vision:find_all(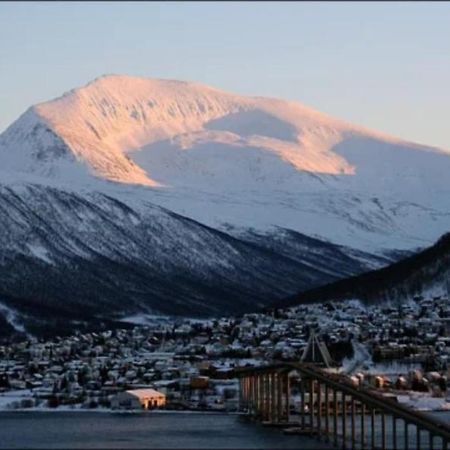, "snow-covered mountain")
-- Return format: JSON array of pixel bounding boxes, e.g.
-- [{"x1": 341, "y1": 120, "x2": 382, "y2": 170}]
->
[
  {"x1": 0, "y1": 74, "x2": 449, "y2": 336},
  {"x1": 2, "y1": 75, "x2": 449, "y2": 252},
  {"x1": 0, "y1": 75, "x2": 356, "y2": 185}
]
